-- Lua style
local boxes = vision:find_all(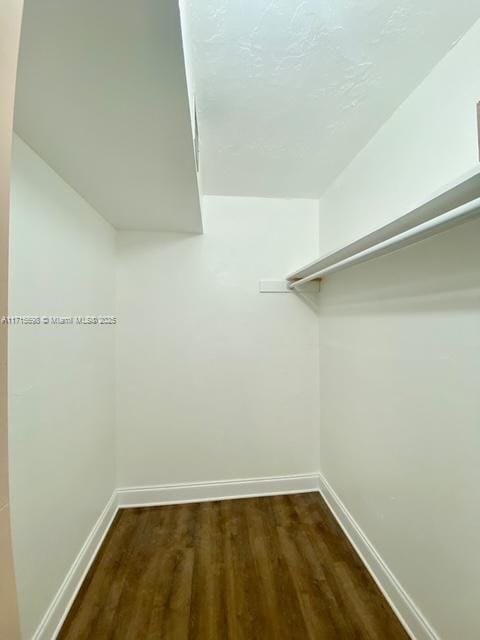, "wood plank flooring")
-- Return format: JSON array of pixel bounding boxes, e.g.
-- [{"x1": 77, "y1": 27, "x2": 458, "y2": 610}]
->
[{"x1": 59, "y1": 493, "x2": 409, "y2": 639}]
